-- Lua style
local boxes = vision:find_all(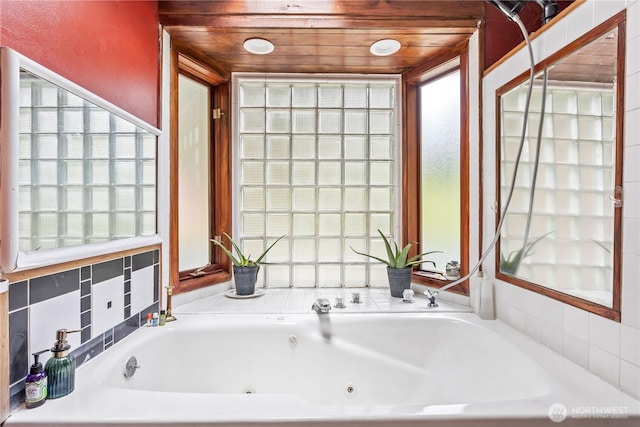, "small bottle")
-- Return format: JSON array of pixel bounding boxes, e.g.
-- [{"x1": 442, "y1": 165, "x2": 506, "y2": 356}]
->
[
  {"x1": 25, "y1": 350, "x2": 48, "y2": 408},
  {"x1": 159, "y1": 310, "x2": 166, "y2": 326},
  {"x1": 145, "y1": 312, "x2": 152, "y2": 327},
  {"x1": 152, "y1": 312, "x2": 159, "y2": 327},
  {"x1": 45, "y1": 329, "x2": 79, "y2": 399}
]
